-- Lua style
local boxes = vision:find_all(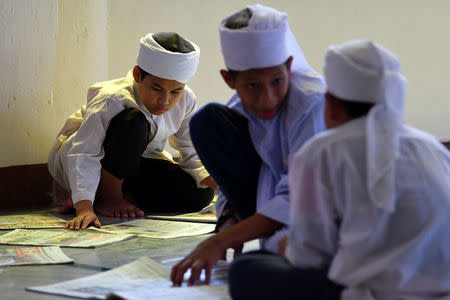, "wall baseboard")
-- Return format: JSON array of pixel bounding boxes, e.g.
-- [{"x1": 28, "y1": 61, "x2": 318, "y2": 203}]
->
[{"x1": 0, "y1": 164, "x2": 54, "y2": 211}]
